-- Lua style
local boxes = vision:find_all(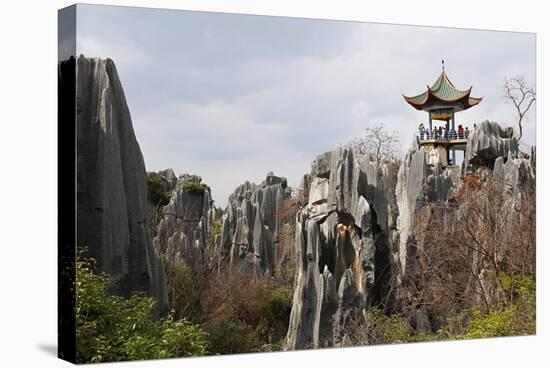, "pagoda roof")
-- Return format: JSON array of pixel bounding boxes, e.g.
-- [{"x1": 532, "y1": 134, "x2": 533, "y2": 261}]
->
[{"x1": 403, "y1": 71, "x2": 482, "y2": 111}]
